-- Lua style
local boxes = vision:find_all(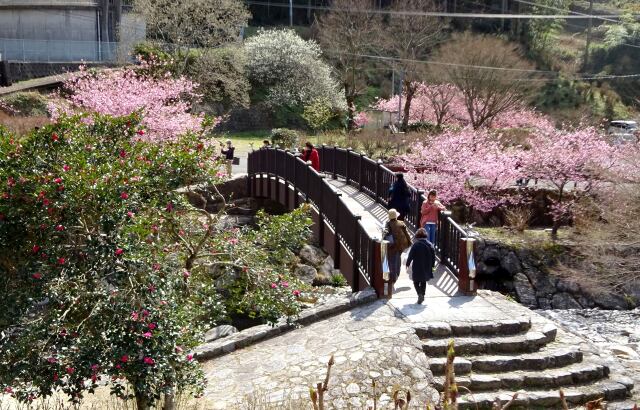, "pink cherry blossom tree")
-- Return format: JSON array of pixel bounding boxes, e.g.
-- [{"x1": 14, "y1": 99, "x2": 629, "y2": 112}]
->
[{"x1": 49, "y1": 65, "x2": 210, "y2": 142}]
